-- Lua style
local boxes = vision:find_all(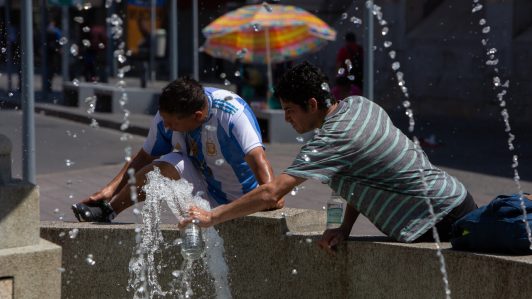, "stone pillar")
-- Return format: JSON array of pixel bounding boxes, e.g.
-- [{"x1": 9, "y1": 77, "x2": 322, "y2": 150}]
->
[{"x1": 0, "y1": 134, "x2": 62, "y2": 298}]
